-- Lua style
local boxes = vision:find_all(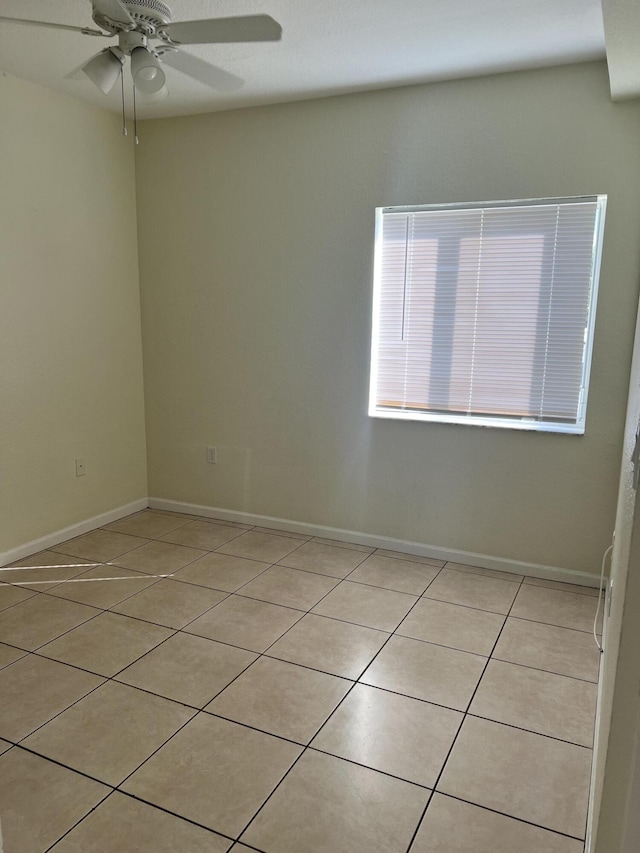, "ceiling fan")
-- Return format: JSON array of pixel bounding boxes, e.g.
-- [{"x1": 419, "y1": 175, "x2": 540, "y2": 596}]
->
[{"x1": 0, "y1": 0, "x2": 283, "y2": 98}]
